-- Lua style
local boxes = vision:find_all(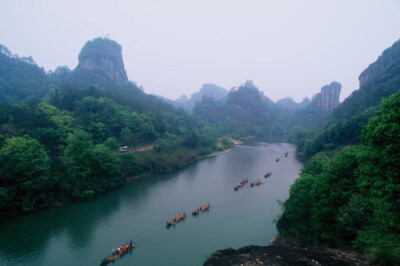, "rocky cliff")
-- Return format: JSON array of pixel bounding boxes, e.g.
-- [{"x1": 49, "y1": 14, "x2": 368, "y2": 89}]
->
[
  {"x1": 358, "y1": 39, "x2": 400, "y2": 89},
  {"x1": 74, "y1": 37, "x2": 128, "y2": 84},
  {"x1": 311, "y1": 81, "x2": 341, "y2": 113},
  {"x1": 204, "y1": 237, "x2": 368, "y2": 266}
]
